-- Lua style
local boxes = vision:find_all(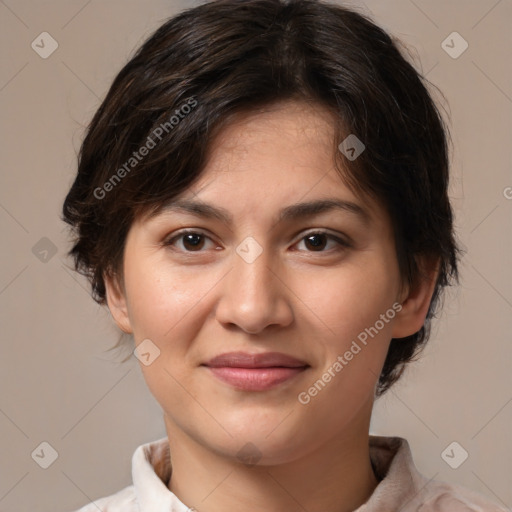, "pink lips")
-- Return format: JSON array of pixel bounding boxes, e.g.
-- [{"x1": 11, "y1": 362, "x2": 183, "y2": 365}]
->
[{"x1": 203, "y1": 351, "x2": 309, "y2": 391}]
